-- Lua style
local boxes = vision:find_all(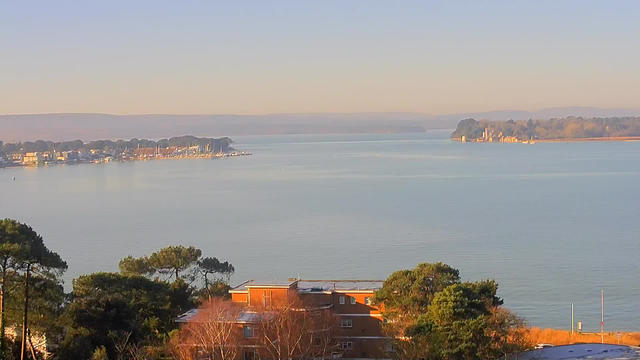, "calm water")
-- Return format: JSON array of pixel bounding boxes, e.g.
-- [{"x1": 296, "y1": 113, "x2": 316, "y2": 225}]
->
[{"x1": 2, "y1": 131, "x2": 640, "y2": 331}]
